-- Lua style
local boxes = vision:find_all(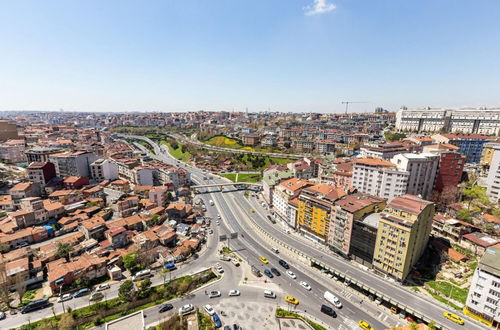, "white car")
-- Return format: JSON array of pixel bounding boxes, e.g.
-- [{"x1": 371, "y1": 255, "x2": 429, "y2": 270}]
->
[
  {"x1": 95, "y1": 283, "x2": 110, "y2": 291},
  {"x1": 217, "y1": 215, "x2": 221, "y2": 219},
  {"x1": 204, "y1": 304, "x2": 215, "y2": 316},
  {"x1": 208, "y1": 290, "x2": 221, "y2": 298},
  {"x1": 179, "y1": 304, "x2": 195, "y2": 315},
  {"x1": 216, "y1": 265, "x2": 224, "y2": 273},
  {"x1": 286, "y1": 271, "x2": 297, "y2": 279},
  {"x1": 216, "y1": 220, "x2": 220, "y2": 226},
  {"x1": 228, "y1": 290, "x2": 240, "y2": 296},
  {"x1": 57, "y1": 293, "x2": 73, "y2": 302},
  {"x1": 300, "y1": 281, "x2": 312, "y2": 291}
]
